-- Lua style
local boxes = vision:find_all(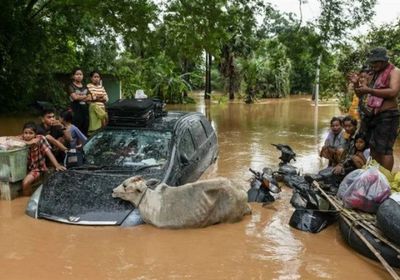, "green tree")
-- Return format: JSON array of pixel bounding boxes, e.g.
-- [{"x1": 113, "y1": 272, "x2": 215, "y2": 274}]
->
[
  {"x1": 0, "y1": 0, "x2": 120, "y2": 112},
  {"x1": 313, "y1": 0, "x2": 376, "y2": 101},
  {"x1": 163, "y1": 0, "x2": 231, "y2": 99},
  {"x1": 218, "y1": 0, "x2": 267, "y2": 100}
]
